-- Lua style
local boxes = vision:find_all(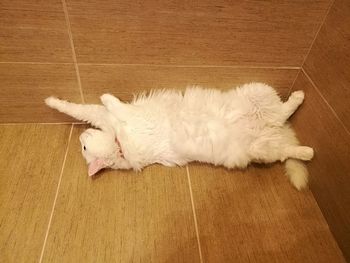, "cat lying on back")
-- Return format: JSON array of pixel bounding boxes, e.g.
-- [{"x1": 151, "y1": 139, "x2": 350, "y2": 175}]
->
[{"x1": 45, "y1": 83, "x2": 313, "y2": 190}]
